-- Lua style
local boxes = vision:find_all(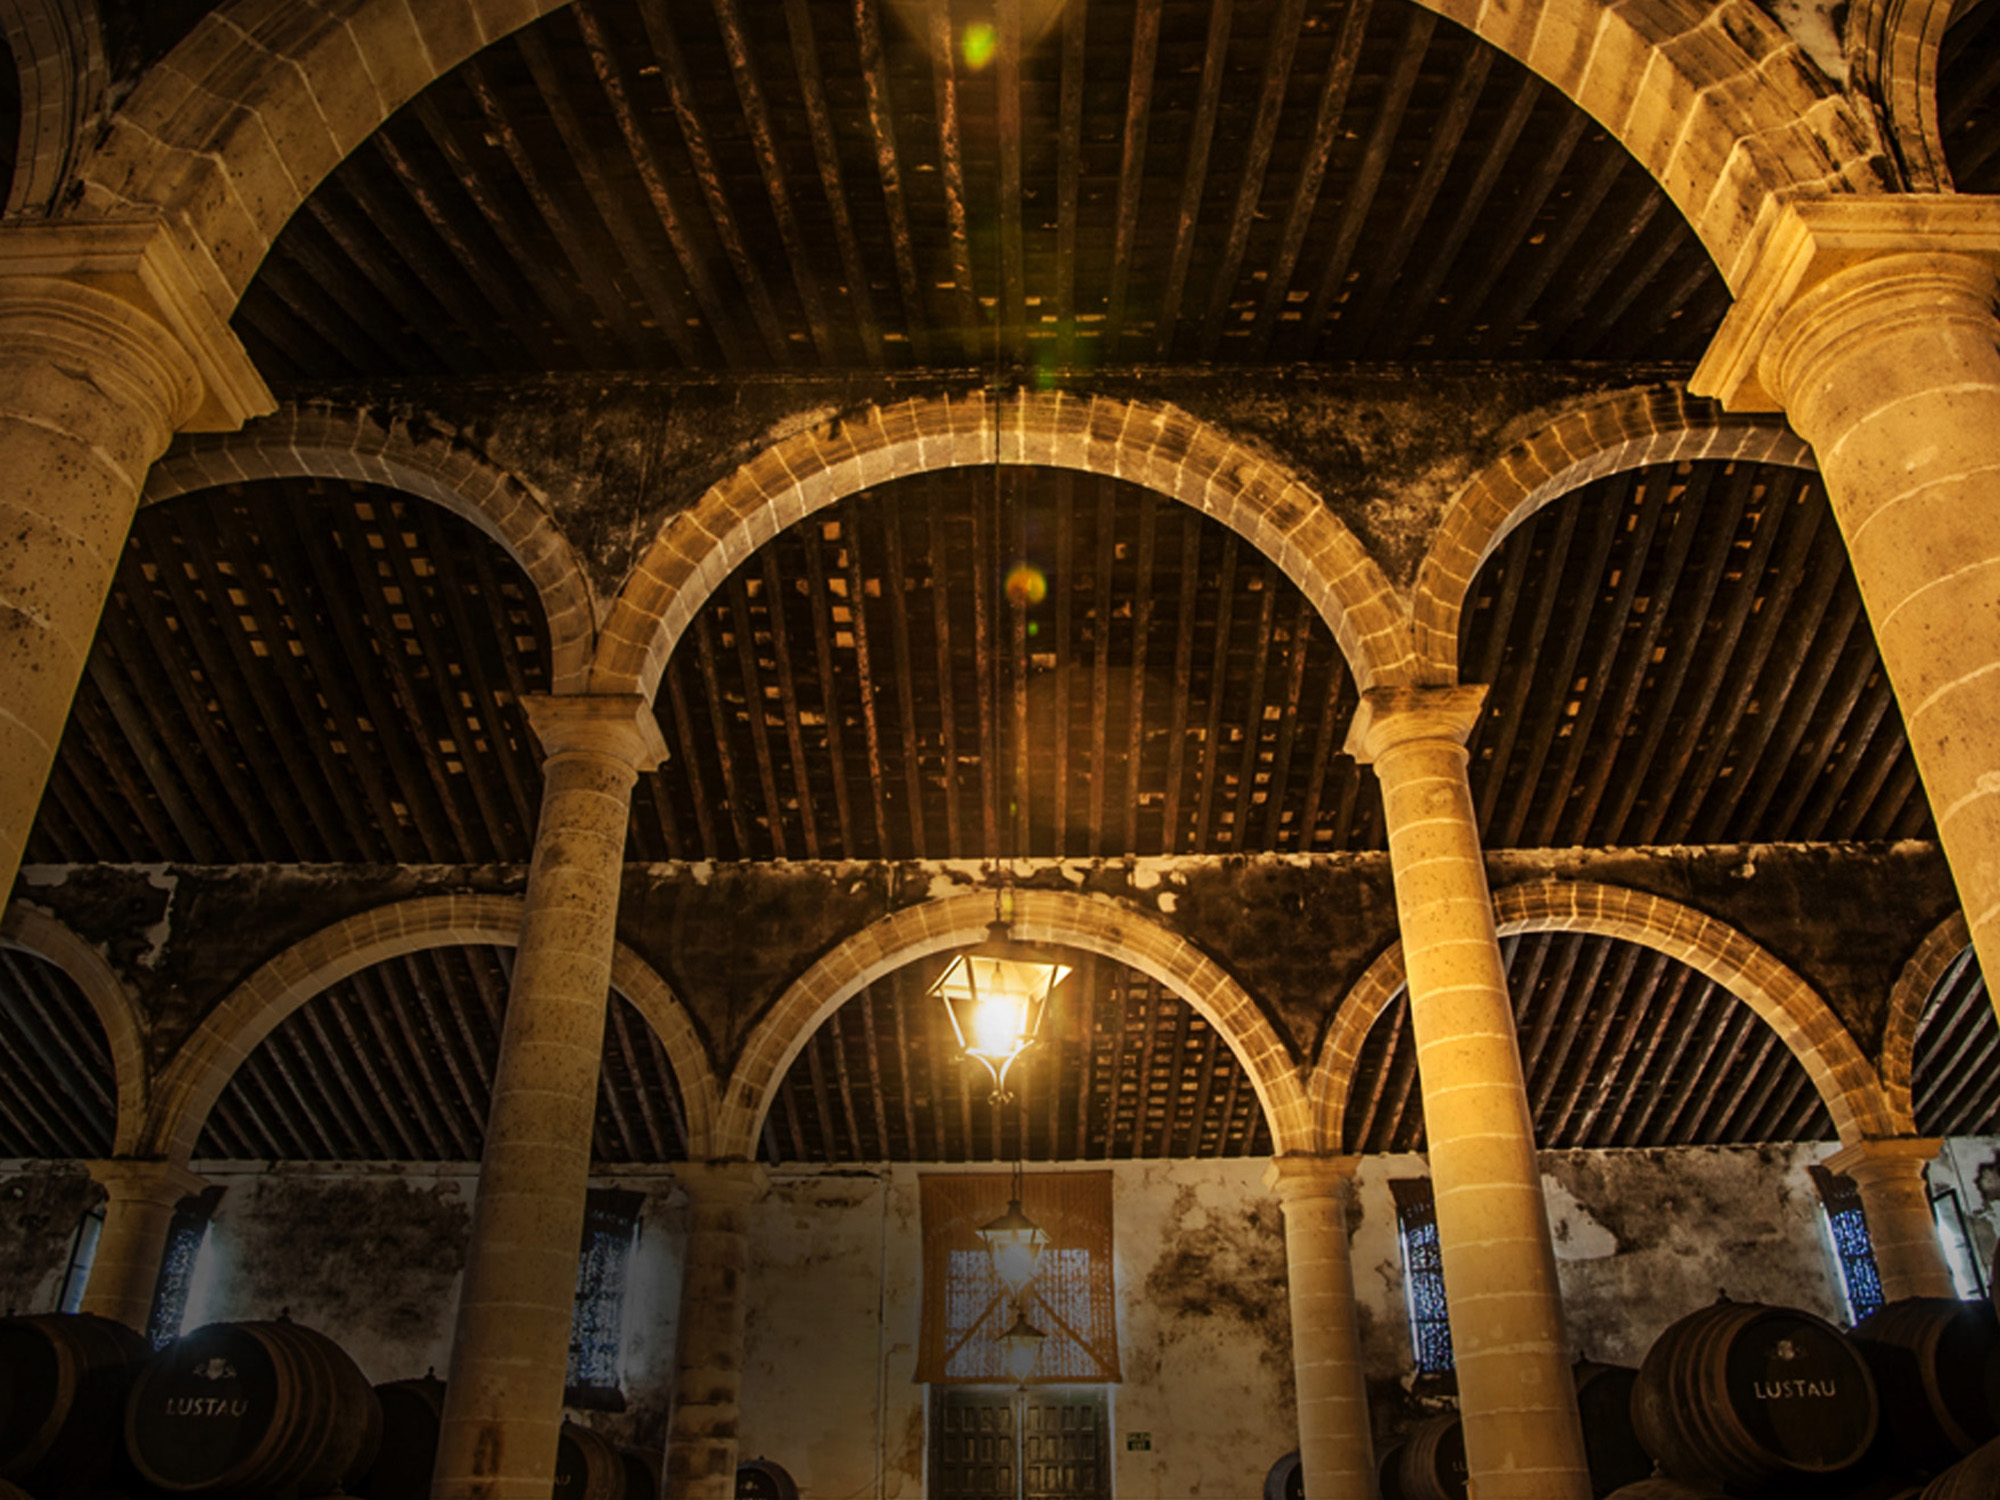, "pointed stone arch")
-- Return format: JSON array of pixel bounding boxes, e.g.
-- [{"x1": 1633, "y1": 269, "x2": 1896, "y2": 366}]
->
[
  {"x1": 717, "y1": 887, "x2": 1315, "y2": 1159},
  {"x1": 144, "y1": 404, "x2": 597, "y2": 693},
  {"x1": 0, "y1": 903, "x2": 149, "y2": 1154},
  {"x1": 596, "y1": 390, "x2": 1411, "y2": 699},
  {"x1": 1408, "y1": 387, "x2": 1812, "y2": 682},
  {"x1": 1879, "y1": 909, "x2": 1970, "y2": 1135},
  {"x1": 1308, "y1": 879, "x2": 1893, "y2": 1147},
  {"x1": 146, "y1": 894, "x2": 720, "y2": 1162}
]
